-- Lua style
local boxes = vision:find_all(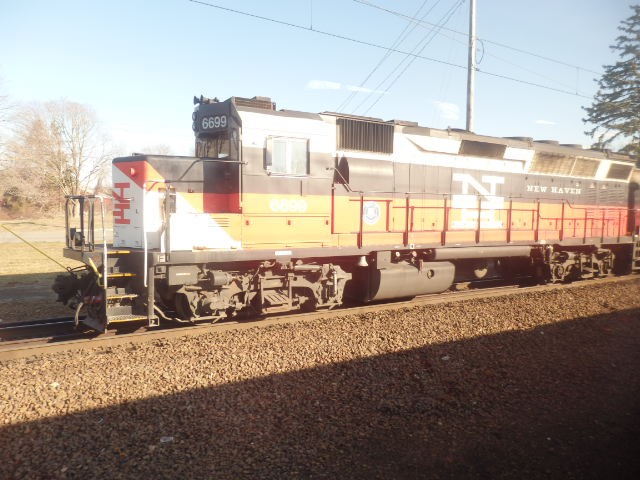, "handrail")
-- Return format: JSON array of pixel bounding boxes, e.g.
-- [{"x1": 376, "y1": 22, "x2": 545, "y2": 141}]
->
[
  {"x1": 143, "y1": 181, "x2": 148, "y2": 288},
  {"x1": 338, "y1": 192, "x2": 634, "y2": 247},
  {"x1": 96, "y1": 195, "x2": 107, "y2": 293},
  {"x1": 172, "y1": 157, "x2": 246, "y2": 184}
]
